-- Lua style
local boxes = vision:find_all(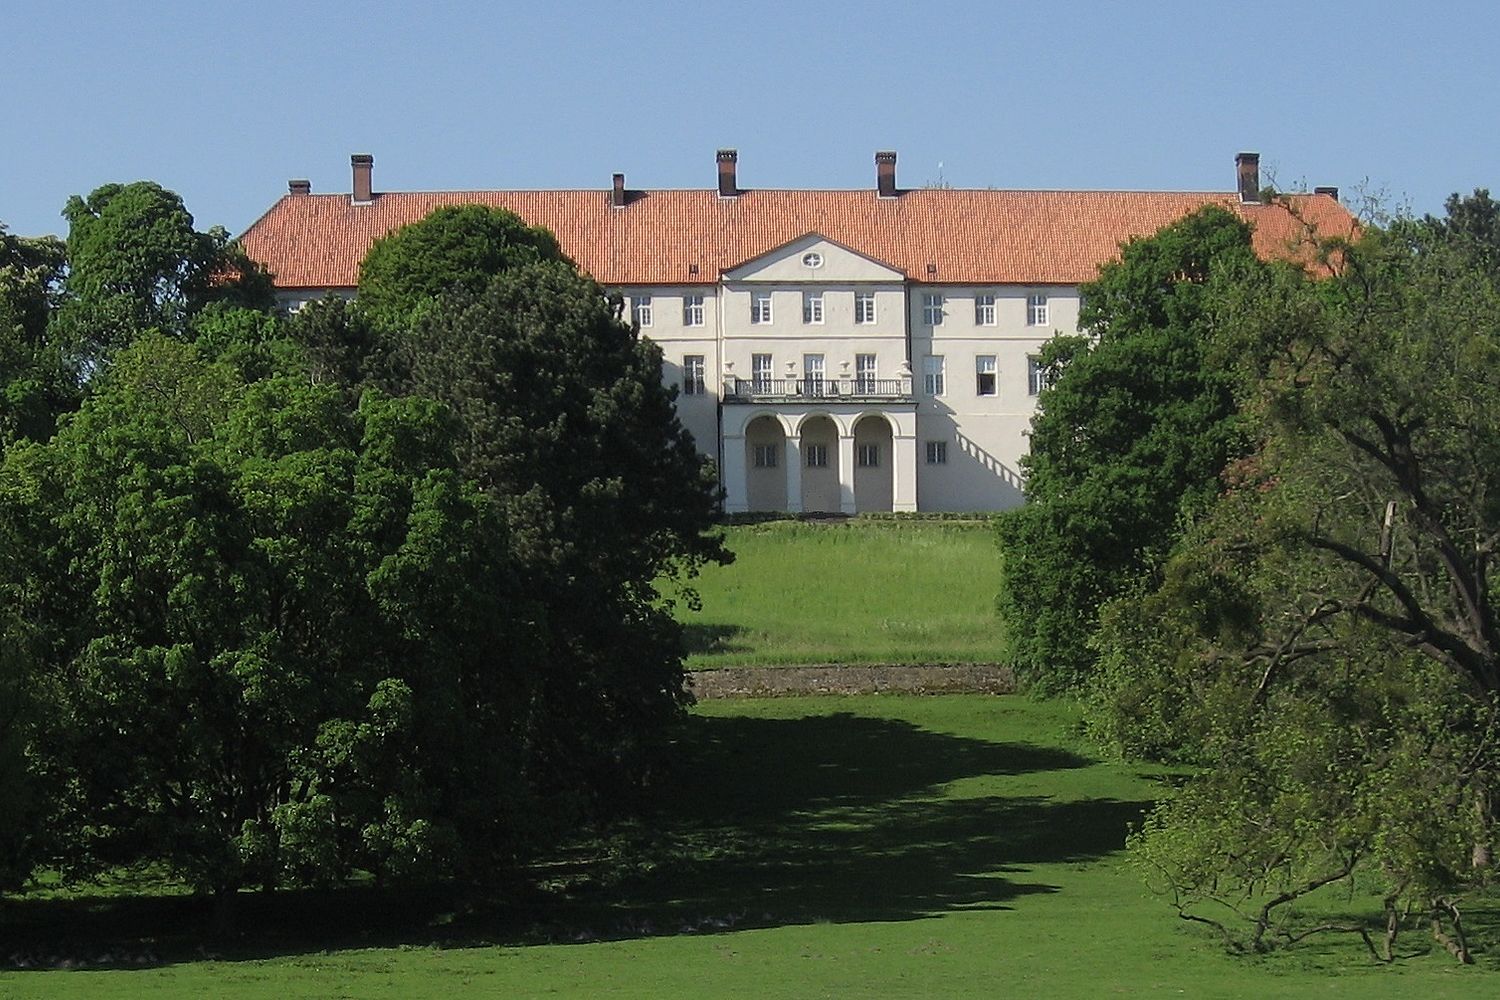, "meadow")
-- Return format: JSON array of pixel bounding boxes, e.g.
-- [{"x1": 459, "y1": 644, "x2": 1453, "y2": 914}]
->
[
  {"x1": 670, "y1": 518, "x2": 1006, "y2": 668},
  {"x1": 2, "y1": 695, "x2": 1493, "y2": 998}
]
